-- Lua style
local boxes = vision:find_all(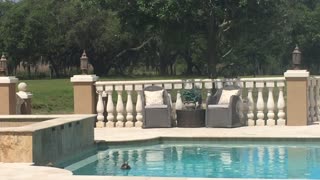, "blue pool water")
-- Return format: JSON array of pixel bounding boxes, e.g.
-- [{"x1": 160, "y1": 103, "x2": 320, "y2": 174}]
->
[{"x1": 66, "y1": 142, "x2": 320, "y2": 178}]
